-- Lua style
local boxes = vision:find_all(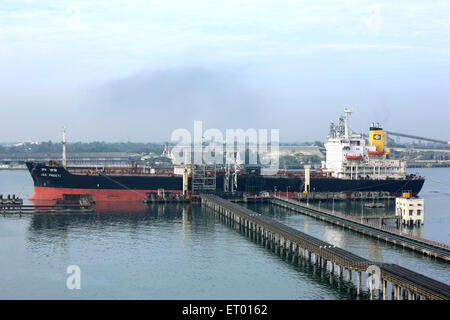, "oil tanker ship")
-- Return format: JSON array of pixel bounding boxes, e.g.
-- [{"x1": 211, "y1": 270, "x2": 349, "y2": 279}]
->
[{"x1": 26, "y1": 110, "x2": 424, "y2": 202}]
